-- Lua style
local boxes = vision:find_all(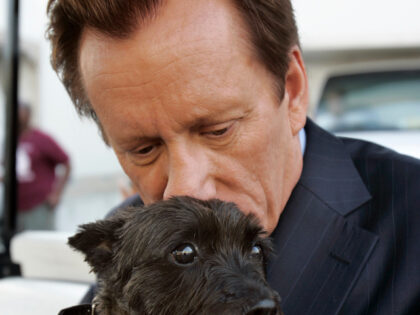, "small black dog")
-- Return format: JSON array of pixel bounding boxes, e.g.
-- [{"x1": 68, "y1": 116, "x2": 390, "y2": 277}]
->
[{"x1": 66, "y1": 196, "x2": 282, "y2": 315}]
